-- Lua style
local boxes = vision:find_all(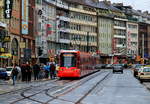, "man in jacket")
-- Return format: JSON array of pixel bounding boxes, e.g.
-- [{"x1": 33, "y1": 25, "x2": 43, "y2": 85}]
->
[
  {"x1": 50, "y1": 62, "x2": 56, "y2": 79},
  {"x1": 11, "y1": 64, "x2": 18, "y2": 85}
]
